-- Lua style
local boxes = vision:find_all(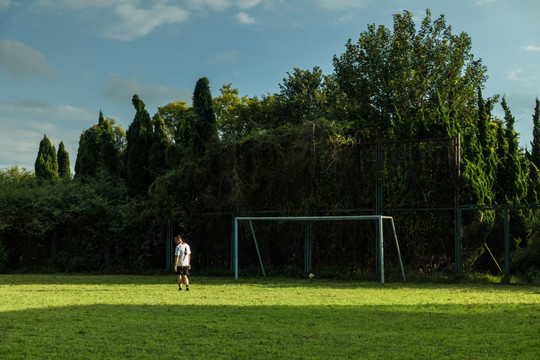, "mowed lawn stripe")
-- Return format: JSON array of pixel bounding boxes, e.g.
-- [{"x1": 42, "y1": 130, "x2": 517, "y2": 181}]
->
[{"x1": 0, "y1": 275, "x2": 538, "y2": 359}]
